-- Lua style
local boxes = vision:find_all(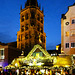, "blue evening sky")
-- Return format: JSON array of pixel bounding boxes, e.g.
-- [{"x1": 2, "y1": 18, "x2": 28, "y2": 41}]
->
[{"x1": 0, "y1": 0, "x2": 75, "y2": 50}]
